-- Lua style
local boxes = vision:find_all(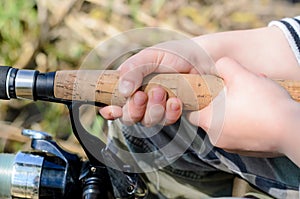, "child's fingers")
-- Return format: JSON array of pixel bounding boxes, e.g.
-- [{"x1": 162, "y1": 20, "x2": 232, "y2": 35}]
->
[
  {"x1": 164, "y1": 98, "x2": 182, "y2": 126},
  {"x1": 99, "y1": 106, "x2": 123, "y2": 120},
  {"x1": 141, "y1": 87, "x2": 167, "y2": 127},
  {"x1": 121, "y1": 91, "x2": 148, "y2": 125},
  {"x1": 118, "y1": 49, "x2": 162, "y2": 97}
]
